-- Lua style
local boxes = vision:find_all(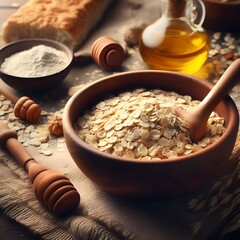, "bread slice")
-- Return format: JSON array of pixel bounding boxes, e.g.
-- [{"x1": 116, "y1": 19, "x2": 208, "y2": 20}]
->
[{"x1": 2, "y1": 0, "x2": 112, "y2": 50}]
